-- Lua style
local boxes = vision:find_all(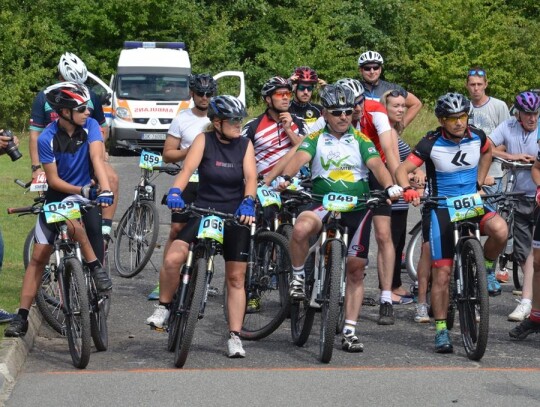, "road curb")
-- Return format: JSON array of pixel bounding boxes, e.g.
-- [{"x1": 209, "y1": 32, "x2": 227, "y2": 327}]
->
[{"x1": 0, "y1": 306, "x2": 42, "y2": 405}]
